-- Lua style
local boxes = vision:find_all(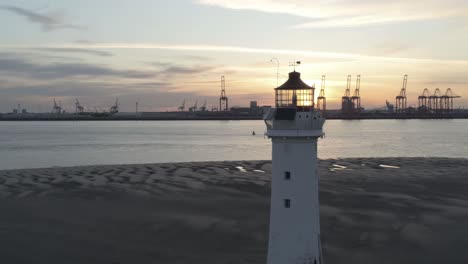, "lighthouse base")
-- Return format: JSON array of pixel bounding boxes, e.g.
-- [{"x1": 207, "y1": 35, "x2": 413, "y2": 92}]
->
[{"x1": 266, "y1": 137, "x2": 323, "y2": 264}]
